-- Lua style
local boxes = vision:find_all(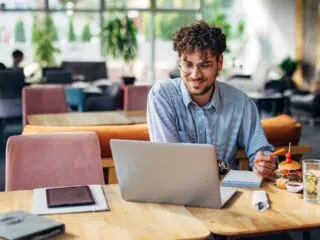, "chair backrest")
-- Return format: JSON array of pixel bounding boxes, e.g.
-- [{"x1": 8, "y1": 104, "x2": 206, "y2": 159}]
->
[
  {"x1": 85, "y1": 95, "x2": 120, "y2": 111},
  {"x1": 45, "y1": 71, "x2": 72, "y2": 84},
  {"x1": 123, "y1": 85, "x2": 151, "y2": 111},
  {"x1": 42, "y1": 67, "x2": 64, "y2": 78},
  {"x1": 85, "y1": 82, "x2": 122, "y2": 111},
  {"x1": 23, "y1": 114, "x2": 302, "y2": 159},
  {"x1": 61, "y1": 61, "x2": 107, "y2": 81},
  {"x1": 264, "y1": 80, "x2": 288, "y2": 93},
  {"x1": 5, "y1": 132, "x2": 104, "y2": 191},
  {"x1": 0, "y1": 70, "x2": 27, "y2": 99},
  {"x1": 22, "y1": 85, "x2": 68, "y2": 126},
  {"x1": 65, "y1": 87, "x2": 85, "y2": 111}
]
